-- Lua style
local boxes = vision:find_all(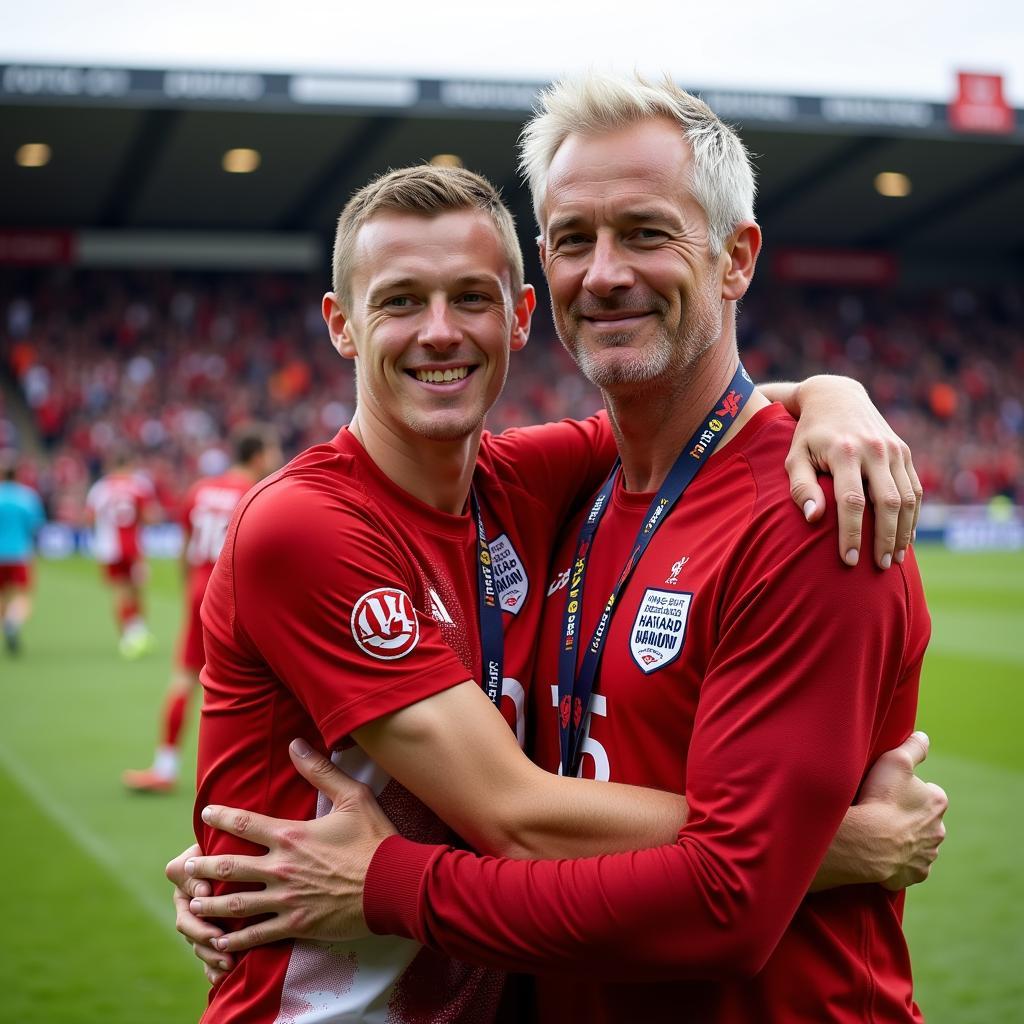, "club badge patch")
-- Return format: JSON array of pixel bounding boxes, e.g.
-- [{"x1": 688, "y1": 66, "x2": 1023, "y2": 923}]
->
[
  {"x1": 489, "y1": 533, "x2": 529, "y2": 615},
  {"x1": 629, "y1": 588, "x2": 692, "y2": 674},
  {"x1": 351, "y1": 587, "x2": 419, "y2": 660}
]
